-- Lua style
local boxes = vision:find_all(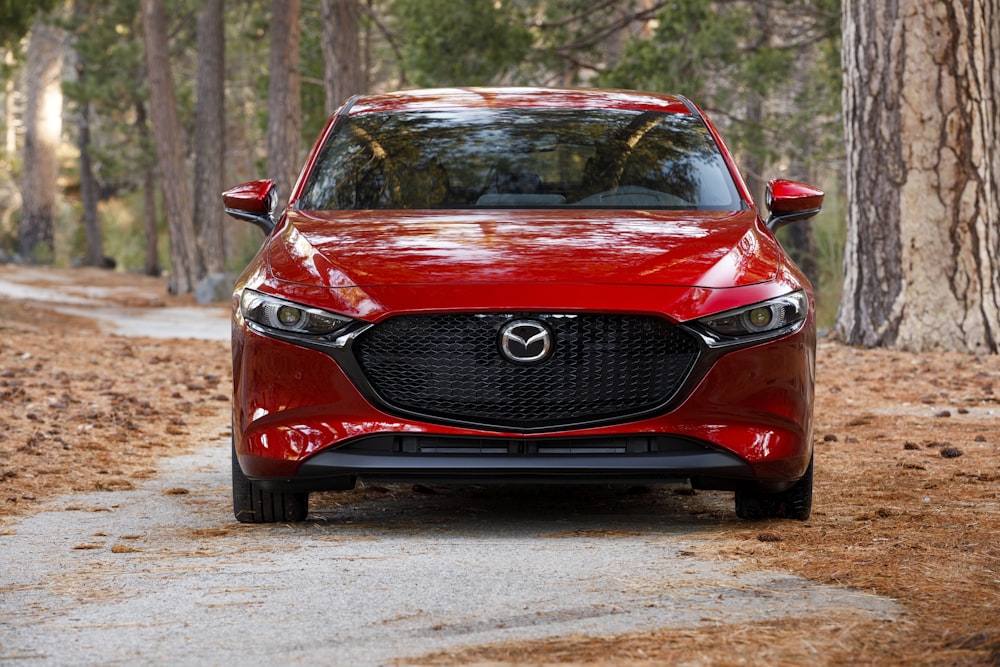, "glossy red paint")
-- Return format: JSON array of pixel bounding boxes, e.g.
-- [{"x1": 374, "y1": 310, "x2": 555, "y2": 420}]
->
[
  {"x1": 222, "y1": 179, "x2": 275, "y2": 214},
  {"x1": 767, "y1": 179, "x2": 825, "y2": 214},
  {"x1": 346, "y1": 86, "x2": 695, "y2": 116},
  {"x1": 233, "y1": 250, "x2": 815, "y2": 480},
  {"x1": 246, "y1": 278, "x2": 803, "y2": 332},
  {"x1": 233, "y1": 320, "x2": 815, "y2": 481},
  {"x1": 251, "y1": 210, "x2": 801, "y2": 326},
  {"x1": 227, "y1": 87, "x2": 822, "y2": 522},
  {"x1": 271, "y1": 209, "x2": 779, "y2": 290}
]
